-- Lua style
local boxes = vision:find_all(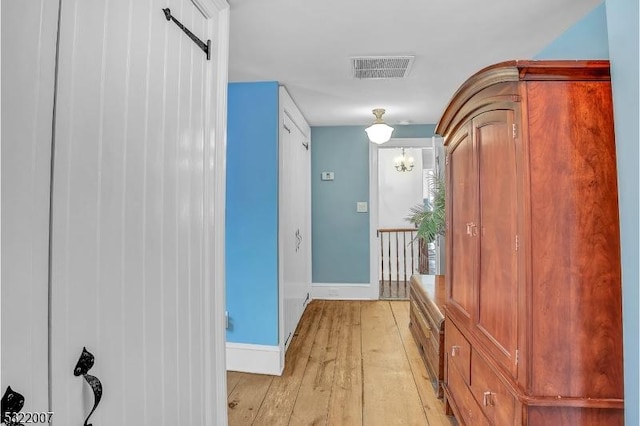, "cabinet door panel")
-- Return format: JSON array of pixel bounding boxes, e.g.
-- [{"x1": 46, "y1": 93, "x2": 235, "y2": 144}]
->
[
  {"x1": 475, "y1": 109, "x2": 519, "y2": 376},
  {"x1": 447, "y1": 126, "x2": 476, "y2": 321}
]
